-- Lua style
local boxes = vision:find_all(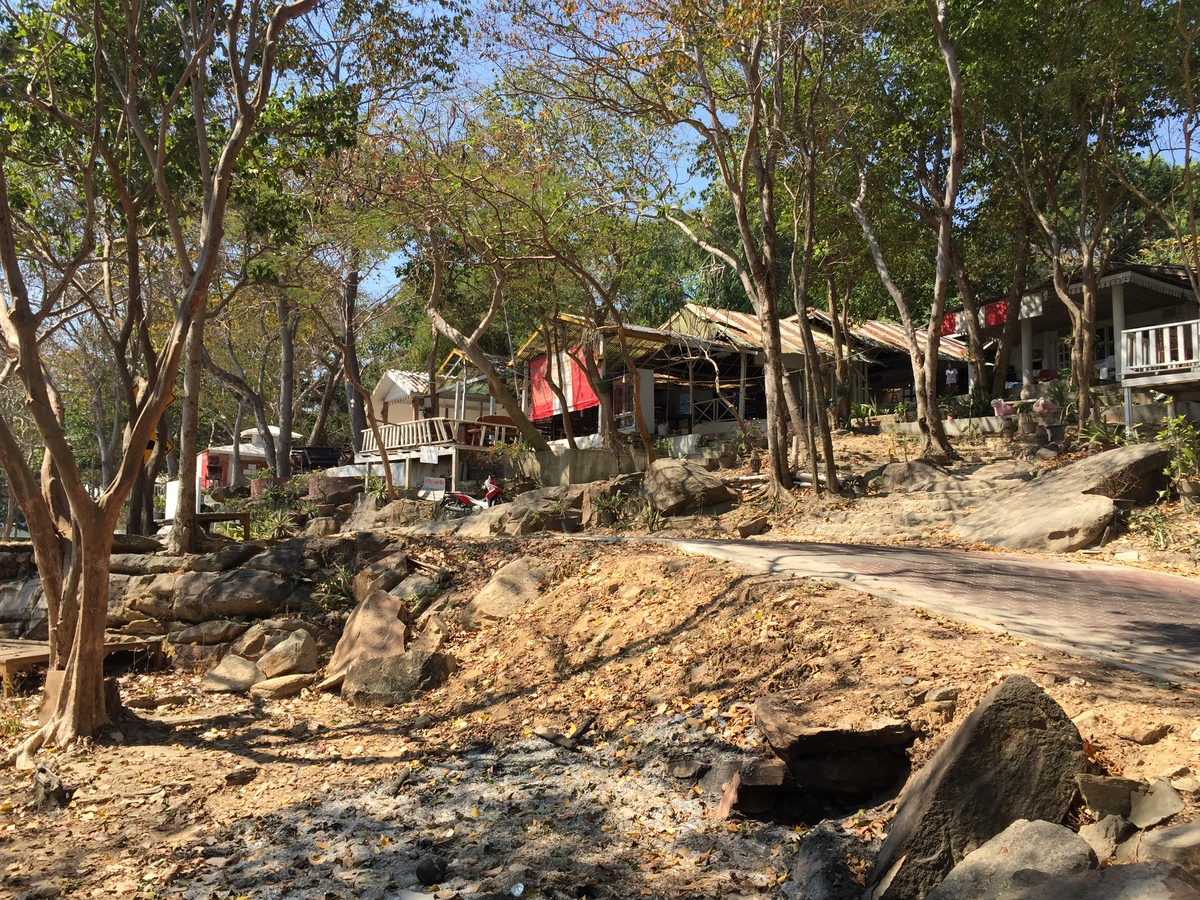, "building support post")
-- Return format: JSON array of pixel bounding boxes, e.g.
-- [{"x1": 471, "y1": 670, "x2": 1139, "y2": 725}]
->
[
  {"x1": 738, "y1": 352, "x2": 747, "y2": 419},
  {"x1": 1112, "y1": 282, "x2": 1126, "y2": 379},
  {"x1": 1124, "y1": 385, "x2": 1134, "y2": 440},
  {"x1": 687, "y1": 361, "x2": 695, "y2": 433}
]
